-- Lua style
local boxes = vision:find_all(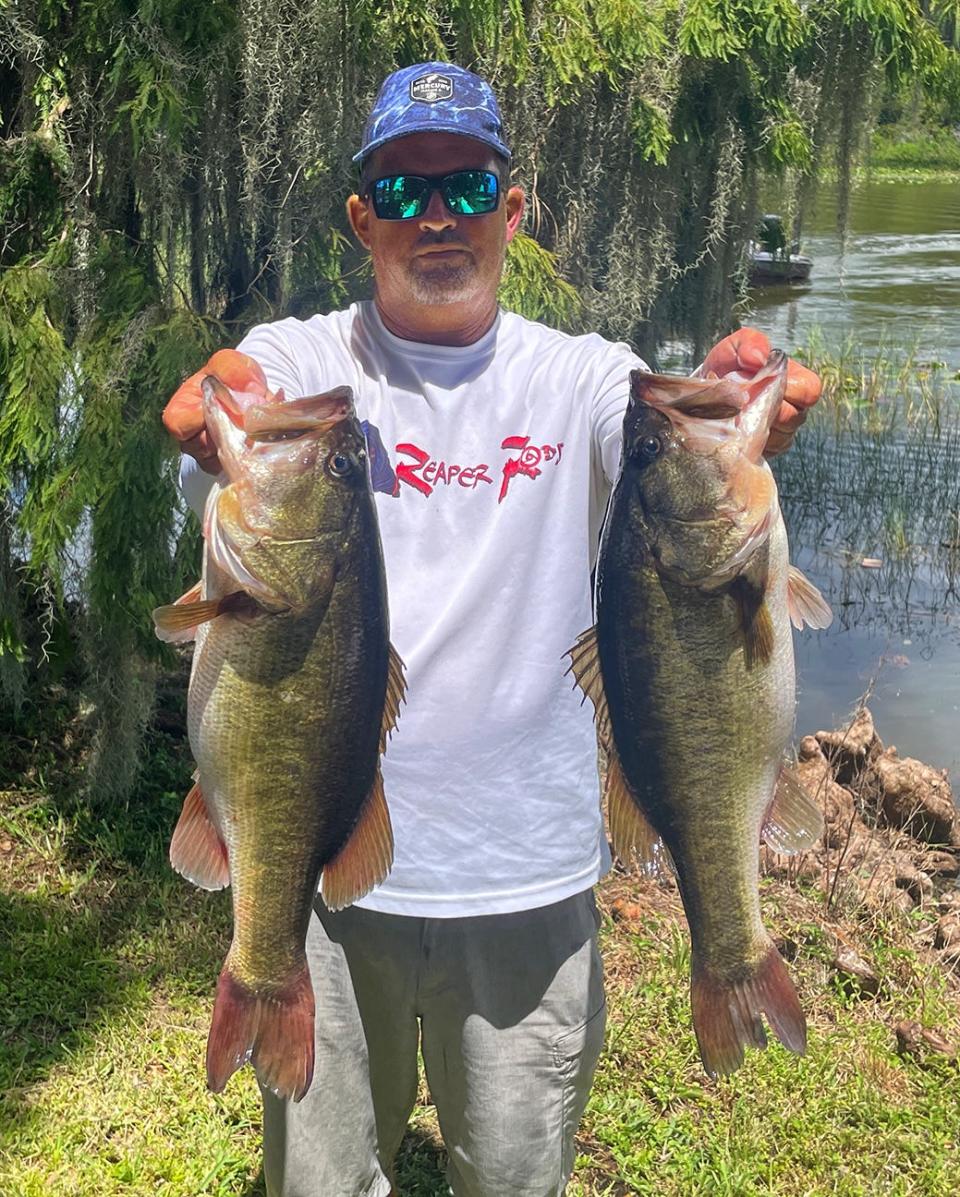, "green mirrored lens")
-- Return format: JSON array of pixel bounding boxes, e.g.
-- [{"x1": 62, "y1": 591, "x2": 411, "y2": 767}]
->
[
  {"x1": 444, "y1": 171, "x2": 499, "y2": 215},
  {"x1": 373, "y1": 176, "x2": 429, "y2": 219},
  {"x1": 370, "y1": 171, "x2": 500, "y2": 220}
]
